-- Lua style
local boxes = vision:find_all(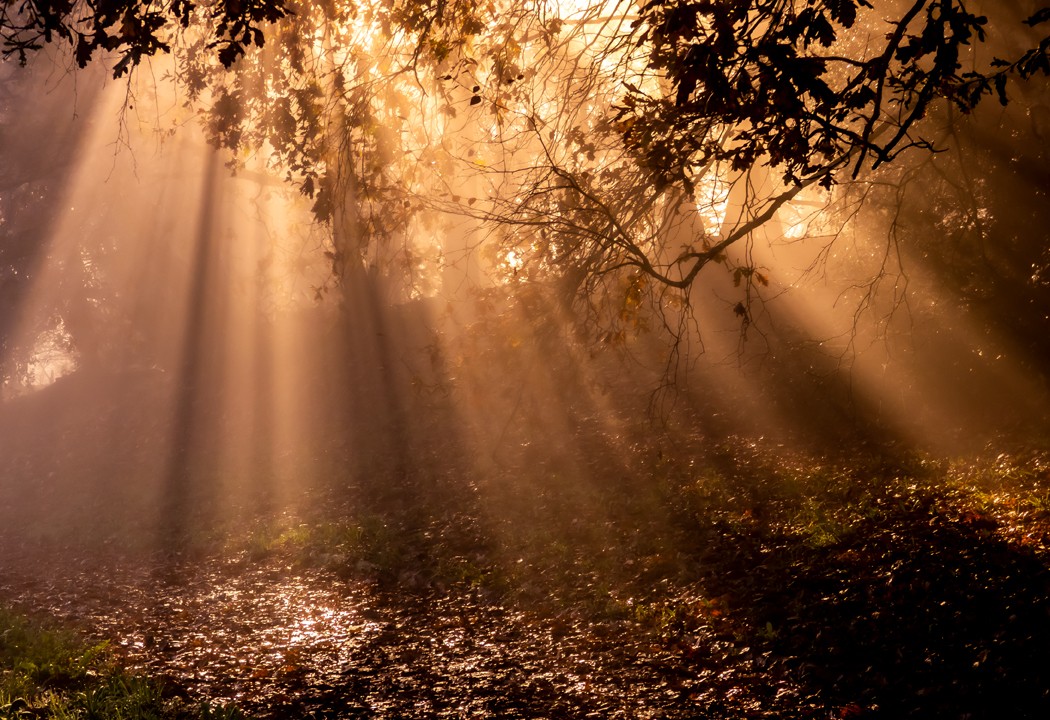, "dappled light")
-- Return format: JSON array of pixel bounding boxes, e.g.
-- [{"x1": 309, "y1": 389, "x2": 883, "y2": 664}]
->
[{"x1": 2, "y1": 2, "x2": 1050, "y2": 718}]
